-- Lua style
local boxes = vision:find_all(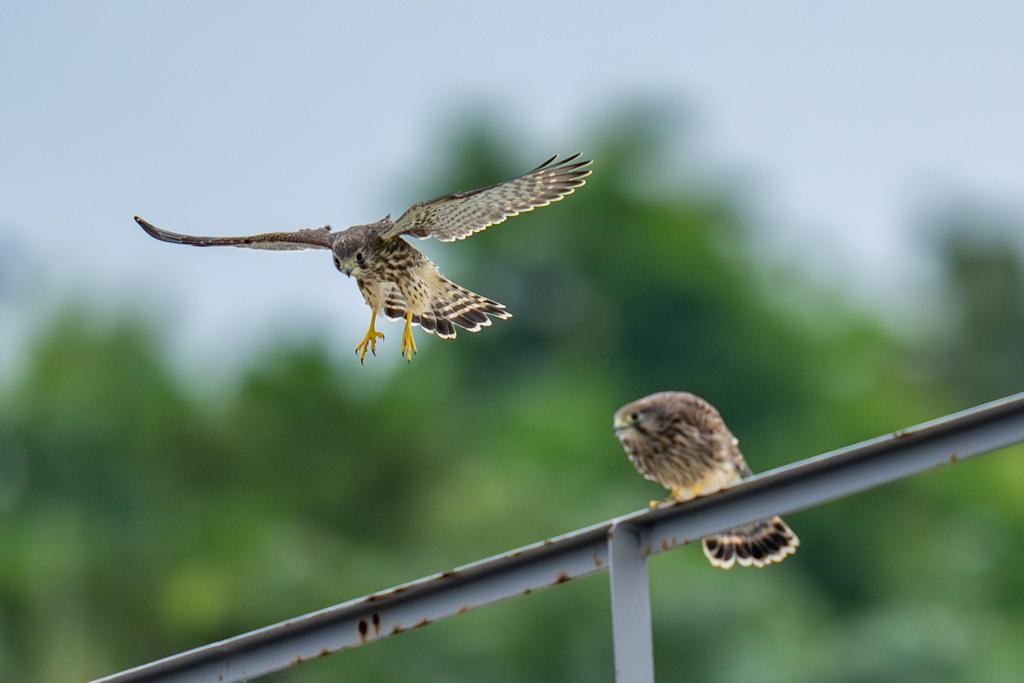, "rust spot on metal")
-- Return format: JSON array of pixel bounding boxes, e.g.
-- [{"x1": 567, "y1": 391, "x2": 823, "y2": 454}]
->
[
  {"x1": 457, "y1": 606, "x2": 469, "y2": 614},
  {"x1": 593, "y1": 552, "x2": 603, "y2": 568},
  {"x1": 543, "y1": 538, "x2": 555, "y2": 545},
  {"x1": 951, "y1": 453, "x2": 958, "y2": 462},
  {"x1": 391, "y1": 618, "x2": 430, "y2": 634},
  {"x1": 510, "y1": 545, "x2": 531, "y2": 558},
  {"x1": 367, "y1": 594, "x2": 379, "y2": 602},
  {"x1": 523, "y1": 587, "x2": 532, "y2": 595},
  {"x1": 442, "y1": 570, "x2": 456, "y2": 578},
  {"x1": 644, "y1": 544, "x2": 652, "y2": 558},
  {"x1": 556, "y1": 571, "x2": 571, "y2": 584},
  {"x1": 372, "y1": 612, "x2": 381, "y2": 635},
  {"x1": 357, "y1": 619, "x2": 369, "y2": 642},
  {"x1": 319, "y1": 648, "x2": 330, "y2": 657},
  {"x1": 294, "y1": 655, "x2": 305, "y2": 664},
  {"x1": 218, "y1": 677, "x2": 223, "y2": 682}
]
